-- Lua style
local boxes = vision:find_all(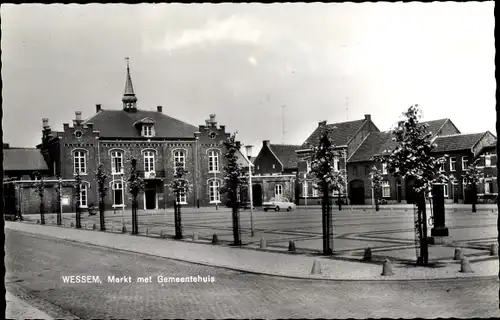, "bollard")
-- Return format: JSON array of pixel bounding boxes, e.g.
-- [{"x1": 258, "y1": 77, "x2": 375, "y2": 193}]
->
[
  {"x1": 122, "y1": 225, "x2": 127, "y2": 233},
  {"x1": 490, "y1": 243, "x2": 498, "y2": 256},
  {"x1": 160, "y1": 230, "x2": 164, "y2": 238},
  {"x1": 70, "y1": 222, "x2": 74, "y2": 228},
  {"x1": 288, "y1": 240, "x2": 296, "y2": 252},
  {"x1": 36, "y1": 220, "x2": 40, "y2": 224},
  {"x1": 310, "y1": 259, "x2": 322, "y2": 275},
  {"x1": 192, "y1": 232, "x2": 198, "y2": 241},
  {"x1": 363, "y1": 248, "x2": 372, "y2": 261},
  {"x1": 453, "y1": 248, "x2": 464, "y2": 261},
  {"x1": 146, "y1": 228, "x2": 149, "y2": 236},
  {"x1": 260, "y1": 238, "x2": 267, "y2": 249},
  {"x1": 92, "y1": 224, "x2": 97, "y2": 230},
  {"x1": 212, "y1": 234, "x2": 219, "y2": 245},
  {"x1": 460, "y1": 257, "x2": 473, "y2": 273},
  {"x1": 381, "y1": 259, "x2": 394, "y2": 276},
  {"x1": 492, "y1": 209, "x2": 495, "y2": 213}
]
